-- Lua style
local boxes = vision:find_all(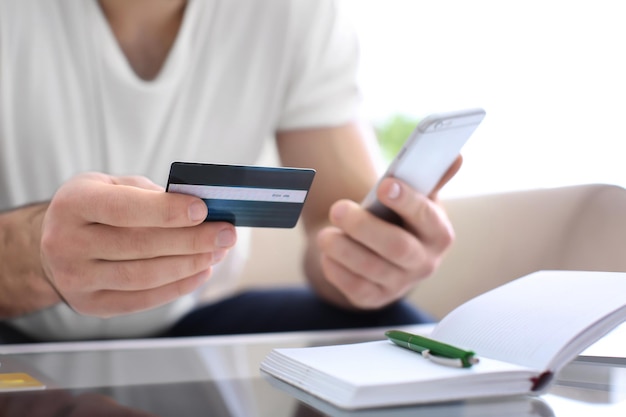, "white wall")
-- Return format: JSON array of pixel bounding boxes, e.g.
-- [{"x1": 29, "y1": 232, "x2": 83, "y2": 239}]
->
[{"x1": 342, "y1": 0, "x2": 626, "y2": 197}]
